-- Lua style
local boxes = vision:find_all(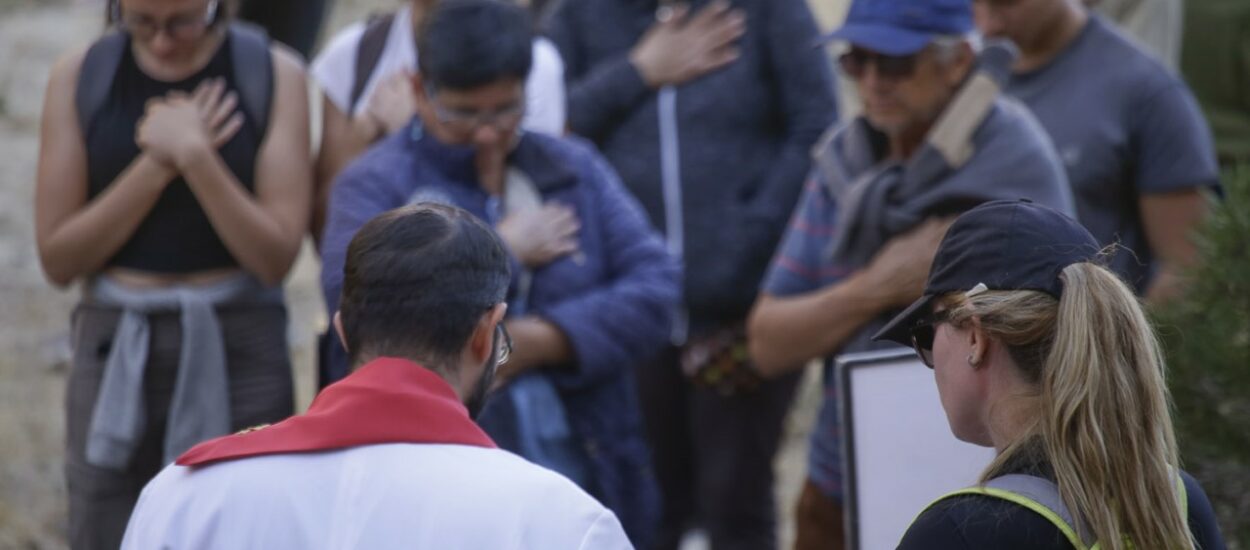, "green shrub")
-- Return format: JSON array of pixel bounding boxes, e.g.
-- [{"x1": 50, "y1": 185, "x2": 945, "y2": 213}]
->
[{"x1": 1154, "y1": 164, "x2": 1250, "y2": 549}]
